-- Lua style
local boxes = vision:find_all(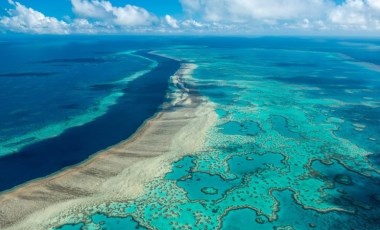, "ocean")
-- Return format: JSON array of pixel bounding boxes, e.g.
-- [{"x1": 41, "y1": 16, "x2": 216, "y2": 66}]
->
[{"x1": 0, "y1": 36, "x2": 379, "y2": 229}]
